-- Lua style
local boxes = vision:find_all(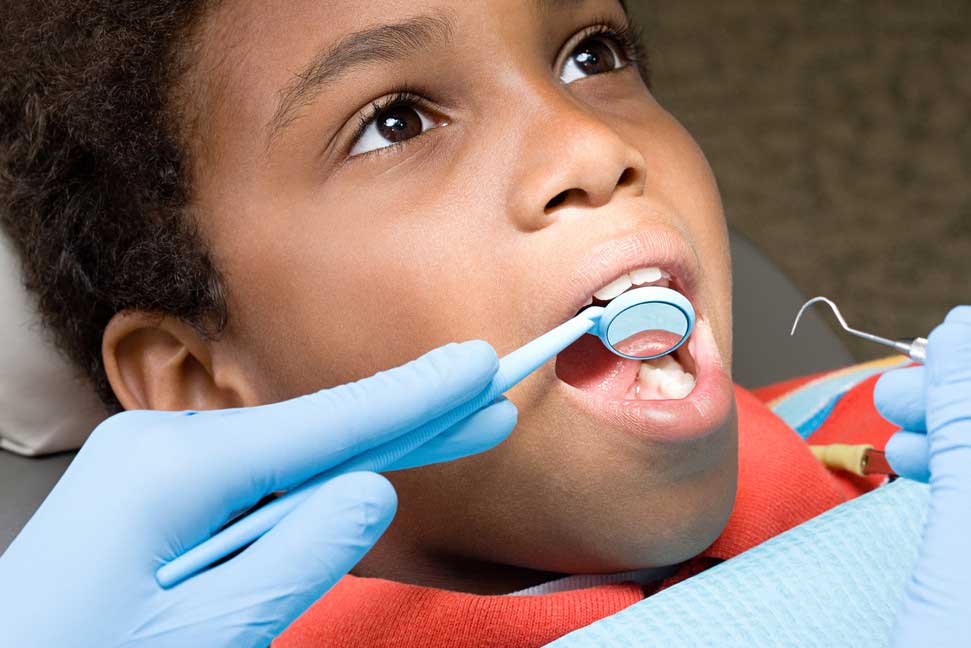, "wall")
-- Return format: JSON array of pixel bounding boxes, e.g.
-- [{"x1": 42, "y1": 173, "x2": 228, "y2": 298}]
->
[{"x1": 628, "y1": 0, "x2": 971, "y2": 359}]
